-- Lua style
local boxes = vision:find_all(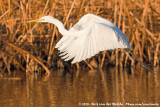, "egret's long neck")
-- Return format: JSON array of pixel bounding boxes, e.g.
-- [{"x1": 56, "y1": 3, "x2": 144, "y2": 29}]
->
[
  {"x1": 50, "y1": 18, "x2": 69, "y2": 35},
  {"x1": 49, "y1": 18, "x2": 88, "y2": 36}
]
